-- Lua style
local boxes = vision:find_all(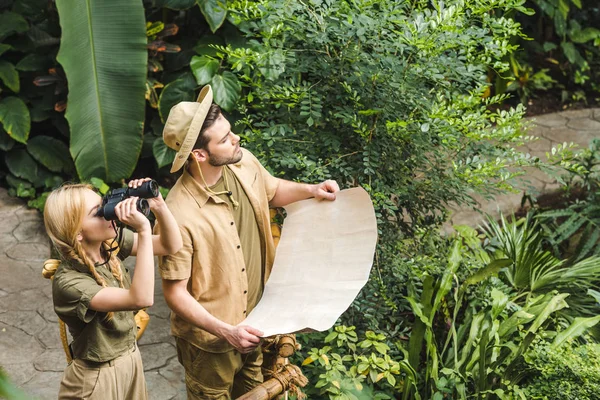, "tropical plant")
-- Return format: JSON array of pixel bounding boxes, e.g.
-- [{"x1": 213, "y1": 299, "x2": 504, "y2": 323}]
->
[
  {"x1": 481, "y1": 213, "x2": 600, "y2": 320},
  {"x1": 216, "y1": 0, "x2": 575, "y2": 243}
]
